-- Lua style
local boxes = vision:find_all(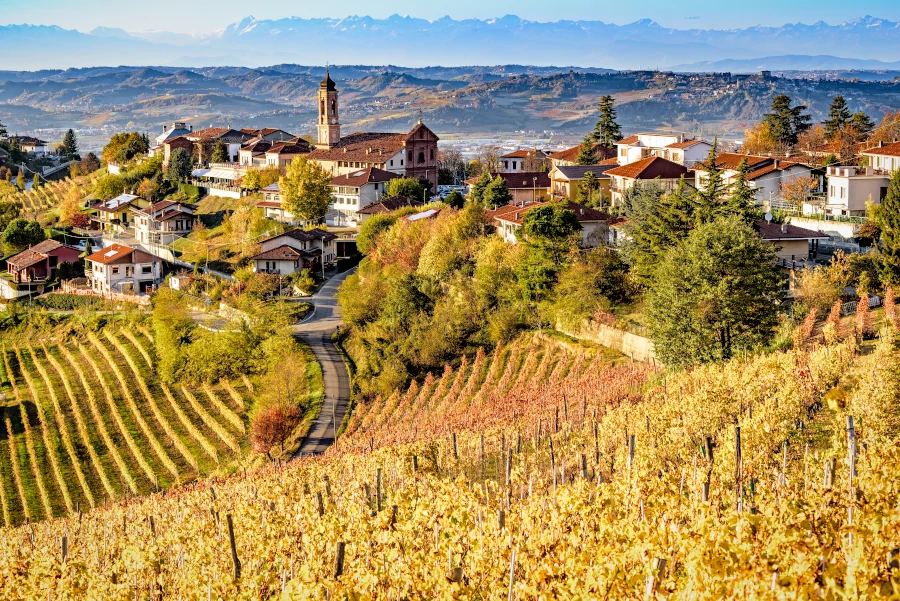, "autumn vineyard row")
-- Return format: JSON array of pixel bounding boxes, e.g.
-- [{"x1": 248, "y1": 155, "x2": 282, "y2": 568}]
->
[{"x1": 2, "y1": 330, "x2": 897, "y2": 600}]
